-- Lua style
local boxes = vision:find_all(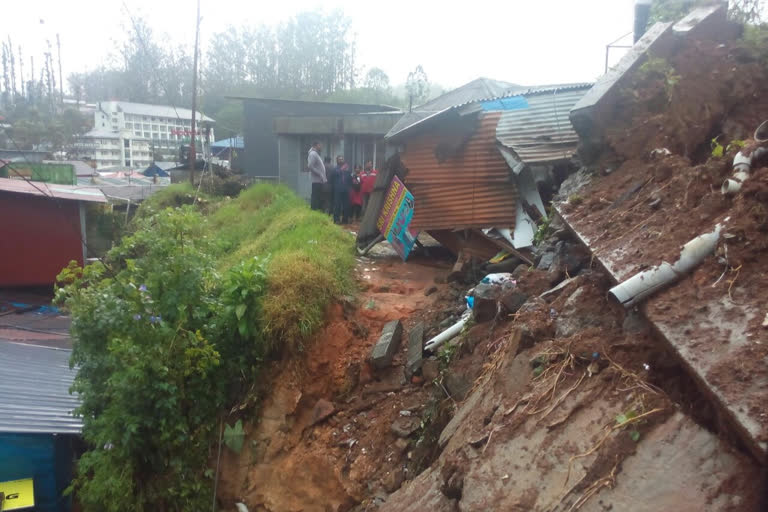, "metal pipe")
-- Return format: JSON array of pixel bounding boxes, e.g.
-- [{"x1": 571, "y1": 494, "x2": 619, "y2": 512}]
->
[
  {"x1": 608, "y1": 223, "x2": 723, "y2": 308},
  {"x1": 722, "y1": 120, "x2": 768, "y2": 195}
]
